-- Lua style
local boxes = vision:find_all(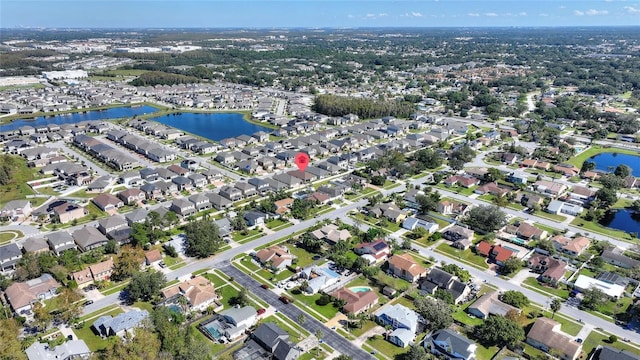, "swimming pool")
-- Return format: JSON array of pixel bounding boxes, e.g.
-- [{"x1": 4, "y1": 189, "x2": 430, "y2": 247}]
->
[
  {"x1": 349, "y1": 286, "x2": 373, "y2": 293},
  {"x1": 201, "y1": 320, "x2": 224, "y2": 339},
  {"x1": 503, "y1": 245, "x2": 520, "y2": 254}
]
